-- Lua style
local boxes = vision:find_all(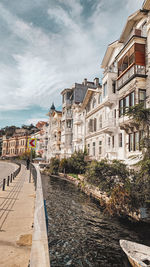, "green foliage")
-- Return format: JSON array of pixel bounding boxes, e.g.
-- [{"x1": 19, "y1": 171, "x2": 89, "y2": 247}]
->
[
  {"x1": 85, "y1": 159, "x2": 129, "y2": 194},
  {"x1": 59, "y1": 158, "x2": 70, "y2": 173},
  {"x1": 68, "y1": 173, "x2": 78, "y2": 179},
  {"x1": 68, "y1": 151, "x2": 87, "y2": 174},
  {"x1": 49, "y1": 157, "x2": 60, "y2": 175},
  {"x1": 125, "y1": 102, "x2": 150, "y2": 129},
  {"x1": 59, "y1": 151, "x2": 87, "y2": 174}
]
